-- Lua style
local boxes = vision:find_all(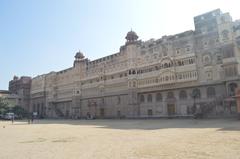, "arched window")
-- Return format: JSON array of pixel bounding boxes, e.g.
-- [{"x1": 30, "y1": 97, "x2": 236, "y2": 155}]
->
[
  {"x1": 147, "y1": 94, "x2": 152, "y2": 102},
  {"x1": 140, "y1": 95, "x2": 145, "y2": 103},
  {"x1": 228, "y1": 83, "x2": 238, "y2": 96},
  {"x1": 204, "y1": 56, "x2": 210, "y2": 64},
  {"x1": 192, "y1": 88, "x2": 201, "y2": 99},
  {"x1": 156, "y1": 93, "x2": 162, "y2": 102},
  {"x1": 164, "y1": 63, "x2": 169, "y2": 68},
  {"x1": 179, "y1": 90, "x2": 187, "y2": 100},
  {"x1": 207, "y1": 87, "x2": 216, "y2": 98},
  {"x1": 133, "y1": 81, "x2": 136, "y2": 87},
  {"x1": 167, "y1": 92, "x2": 174, "y2": 99}
]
